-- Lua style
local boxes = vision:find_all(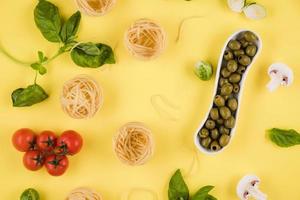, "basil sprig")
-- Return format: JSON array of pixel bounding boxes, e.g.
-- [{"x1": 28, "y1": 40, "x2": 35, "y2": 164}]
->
[
  {"x1": 1, "y1": 0, "x2": 115, "y2": 107},
  {"x1": 268, "y1": 128, "x2": 300, "y2": 147},
  {"x1": 168, "y1": 169, "x2": 217, "y2": 200}
]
